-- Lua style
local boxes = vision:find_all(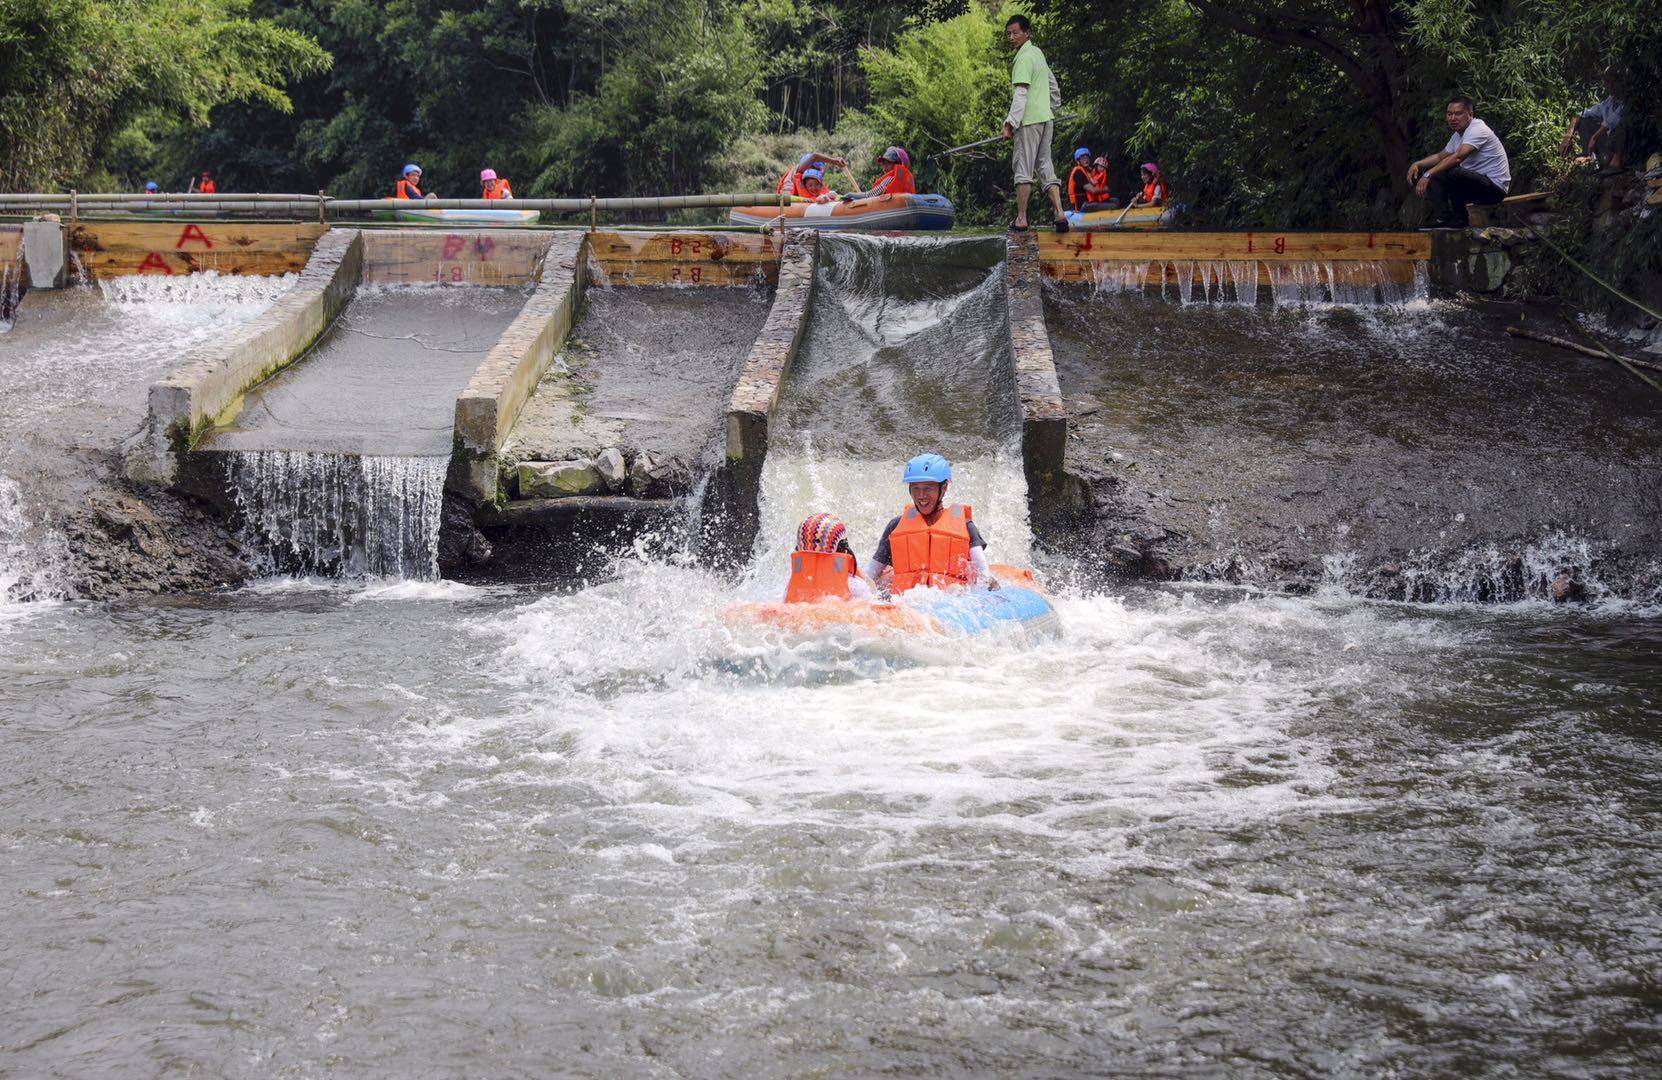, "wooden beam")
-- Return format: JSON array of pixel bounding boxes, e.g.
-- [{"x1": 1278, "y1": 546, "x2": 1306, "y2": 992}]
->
[
  {"x1": 588, "y1": 231, "x2": 779, "y2": 286},
  {"x1": 1038, "y1": 230, "x2": 1430, "y2": 264},
  {"x1": 0, "y1": 225, "x2": 20, "y2": 267},
  {"x1": 1041, "y1": 258, "x2": 1421, "y2": 288},
  {"x1": 70, "y1": 222, "x2": 327, "y2": 278},
  {"x1": 359, "y1": 228, "x2": 551, "y2": 286}
]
